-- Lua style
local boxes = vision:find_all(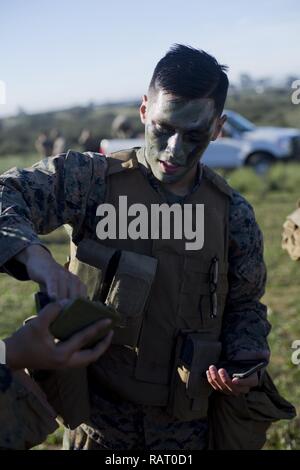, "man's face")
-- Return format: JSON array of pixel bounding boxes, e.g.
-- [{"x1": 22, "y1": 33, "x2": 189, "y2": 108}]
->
[{"x1": 140, "y1": 90, "x2": 224, "y2": 183}]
